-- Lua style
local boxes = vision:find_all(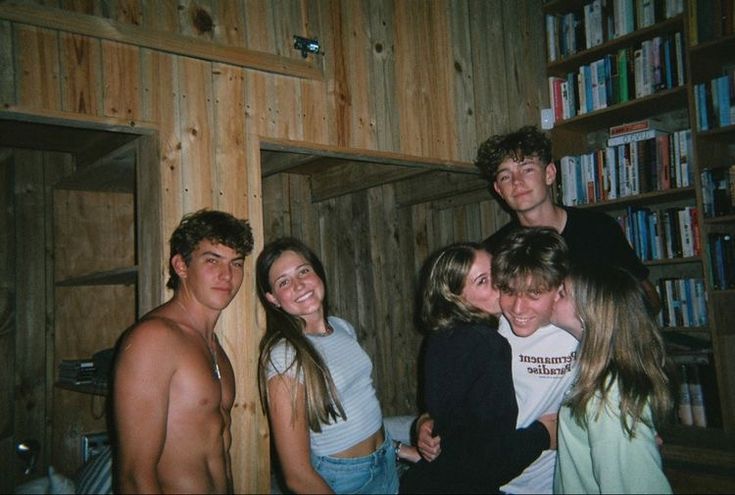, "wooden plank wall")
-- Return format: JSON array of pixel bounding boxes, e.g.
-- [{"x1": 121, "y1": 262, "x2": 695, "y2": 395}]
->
[
  {"x1": 0, "y1": 1, "x2": 546, "y2": 492},
  {"x1": 0, "y1": 151, "x2": 15, "y2": 493}
]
